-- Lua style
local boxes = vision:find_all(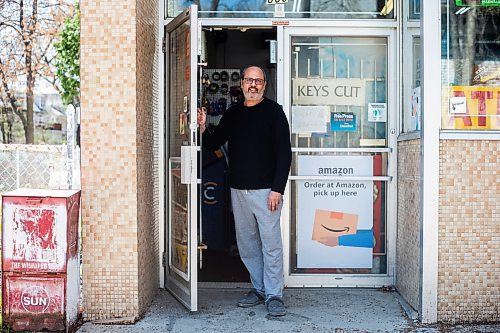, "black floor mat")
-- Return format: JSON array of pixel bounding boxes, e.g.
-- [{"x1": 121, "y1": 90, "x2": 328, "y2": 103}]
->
[{"x1": 199, "y1": 250, "x2": 250, "y2": 282}]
